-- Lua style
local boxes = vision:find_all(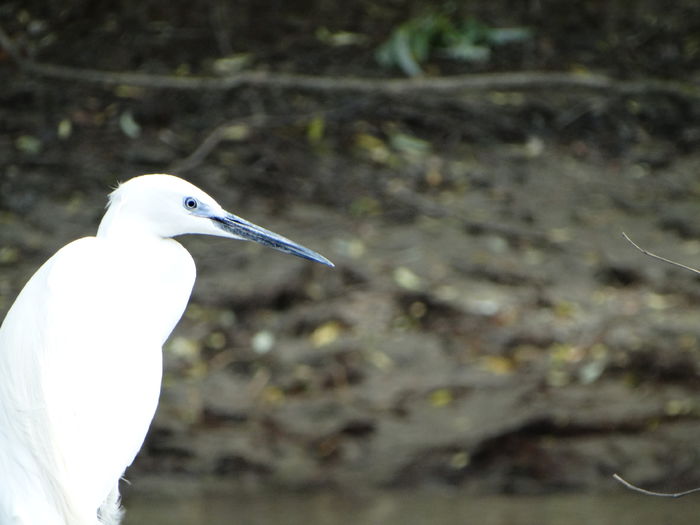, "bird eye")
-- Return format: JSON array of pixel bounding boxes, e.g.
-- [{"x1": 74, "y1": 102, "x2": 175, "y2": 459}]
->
[{"x1": 183, "y1": 197, "x2": 198, "y2": 210}]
